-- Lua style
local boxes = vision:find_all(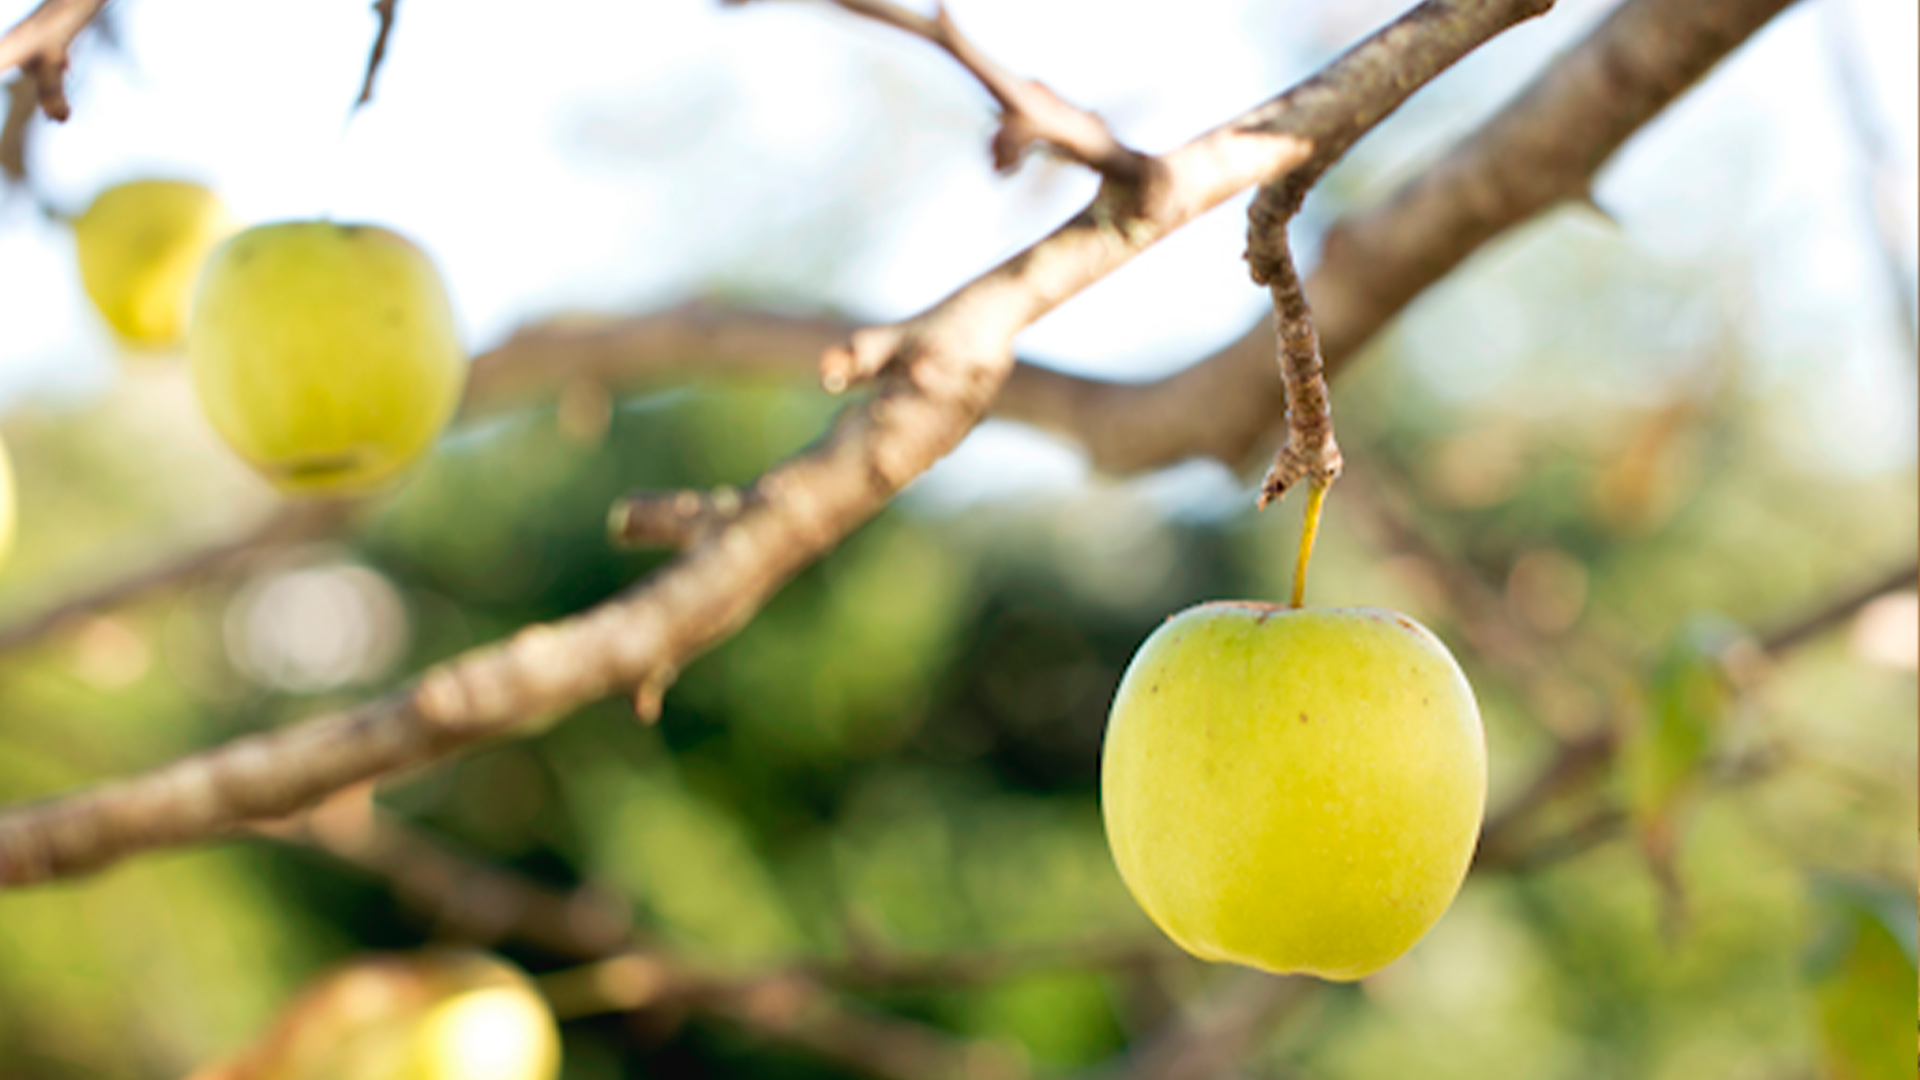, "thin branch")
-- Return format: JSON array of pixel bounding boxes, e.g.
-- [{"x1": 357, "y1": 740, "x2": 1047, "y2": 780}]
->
[
  {"x1": 0, "y1": 500, "x2": 357, "y2": 657},
  {"x1": 1, "y1": 75, "x2": 32, "y2": 185},
  {"x1": 353, "y1": 0, "x2": 399, "y2": 111},
  {"x1": 1245, "y1": 206, "x2": 1341, "y2": 509},
  {"x1": 0, "y1": 0, "x2": 1558, "y2": 888},
  {"x1": 1473, "y1": 730, "x2": 1615, "y2": 870},
  {"x1": 1757, "y1": 561, "x2": 1917, "y2": 656},
  {"x1": 800, "y1": 0, "x2": 1146, "y2": 179},
  {"x1": 255, "y1": 787, "x2": 634, "y2": 960},
  {"x1": 1474, "y1": 558, "x2": 1919, "y2": 871},
  {"x1": 271, "y1": 795, "x2": 1141, "y2": 1080},
  {"x1": 0, "y1": 0, "x2": 110, "y2": 121}
]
